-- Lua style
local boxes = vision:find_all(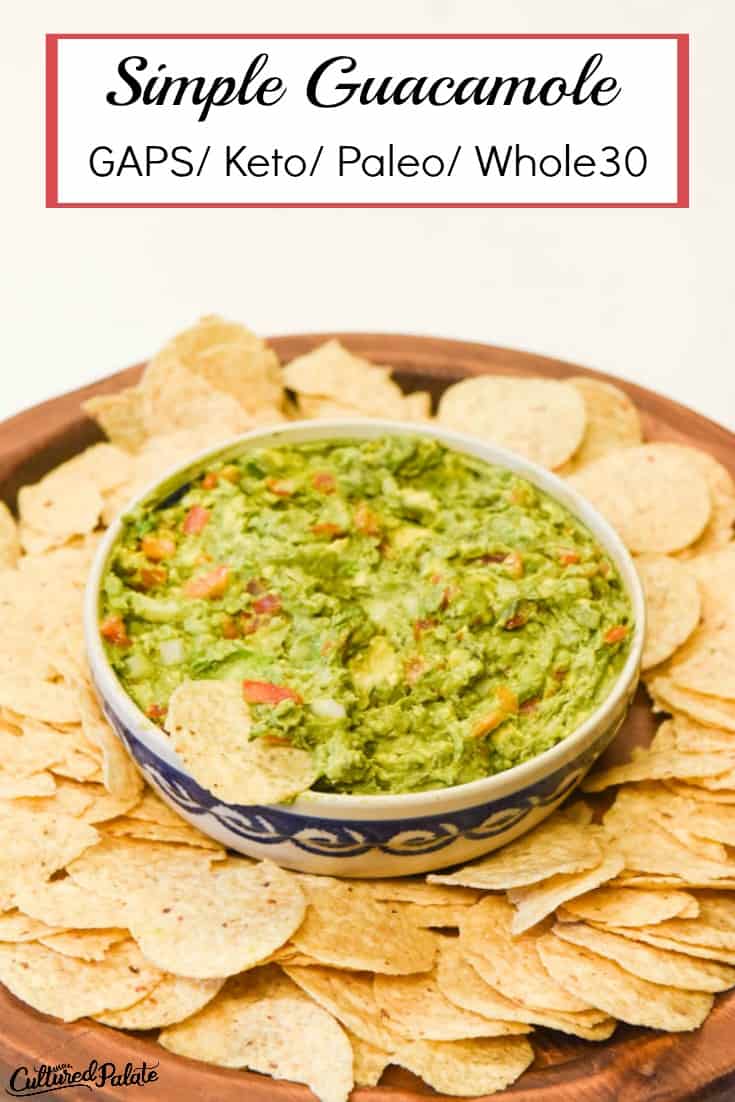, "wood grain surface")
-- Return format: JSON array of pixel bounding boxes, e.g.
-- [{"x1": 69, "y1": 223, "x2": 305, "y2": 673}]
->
[{"x1": 0, "y1": 333, "x2": 733, "y2": 1102}]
